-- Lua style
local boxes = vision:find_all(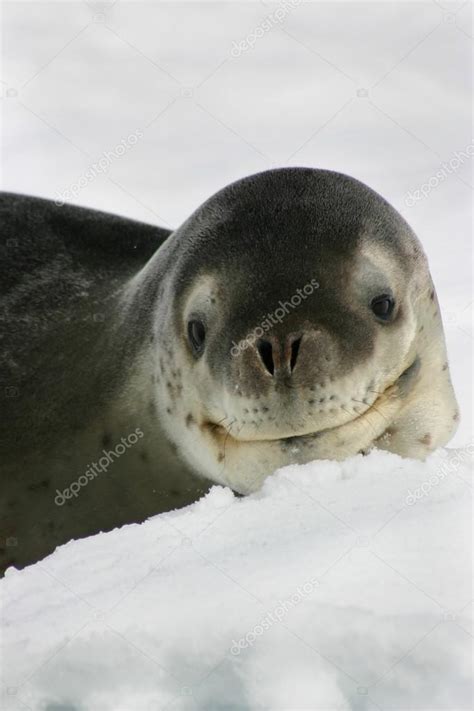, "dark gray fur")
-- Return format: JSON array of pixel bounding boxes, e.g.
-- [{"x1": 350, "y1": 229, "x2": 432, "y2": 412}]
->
[{"x1": 0, "y1": 169, "x2": 429, "y2": 572}]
